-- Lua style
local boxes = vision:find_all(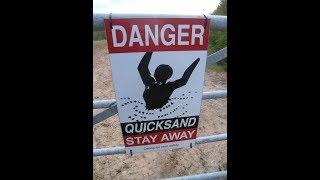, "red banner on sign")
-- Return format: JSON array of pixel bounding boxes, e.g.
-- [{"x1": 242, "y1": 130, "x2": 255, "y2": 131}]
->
[
  {"x1": 104, "y1": 18, "x2": 210, "y2": 53},
  {"x1": 123, "y1": 128, "x2": 197, "y2": 147}
]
